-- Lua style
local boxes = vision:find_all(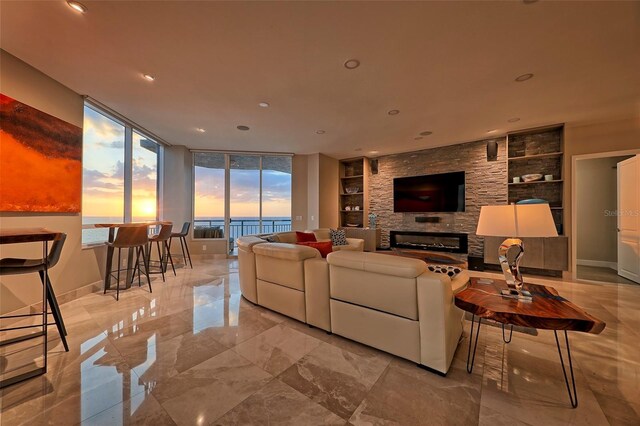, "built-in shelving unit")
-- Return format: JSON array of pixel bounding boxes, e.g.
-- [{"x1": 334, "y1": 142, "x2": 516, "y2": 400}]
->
[
  {"x1": 507, "y1": 124, "x2": 564, "y2": 234},
  {"x1": 339, "y1": 157, "x2": 370, "y2": 228}
]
